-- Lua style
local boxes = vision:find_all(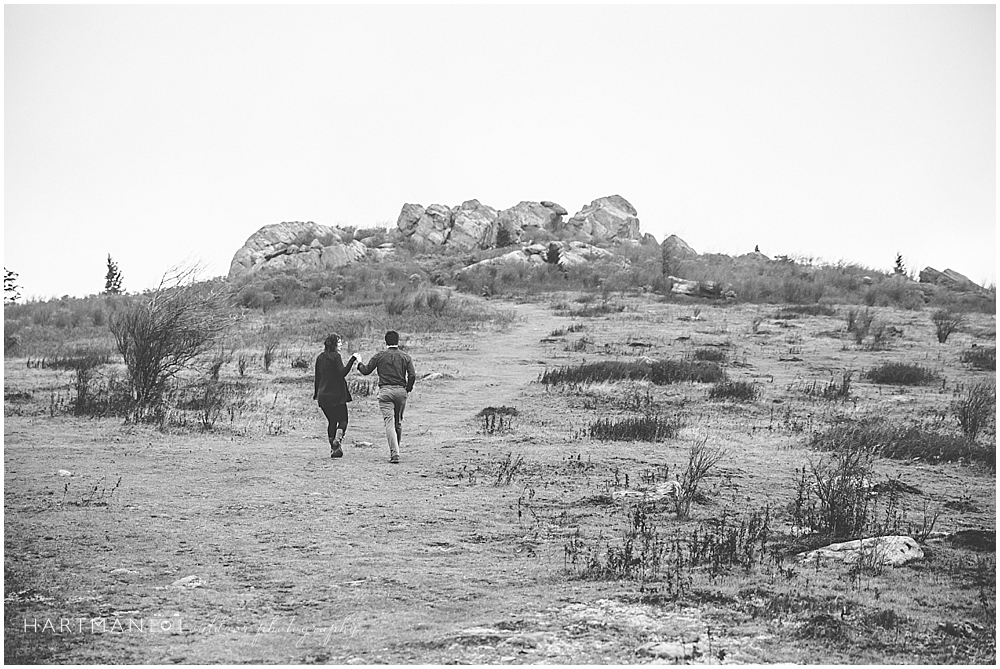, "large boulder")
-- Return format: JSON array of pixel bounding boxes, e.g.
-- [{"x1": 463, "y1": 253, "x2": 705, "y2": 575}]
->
[
  {"x1": 228, "y1": 222, "x2": 365, "y2": 279},
  {"x1": 495, "y1": 201, "x2": 567, "y2": 246},
  {"x1": 449, "y1": 199, "x2": 499, "y2": 250},
  {"x1": 397, "y1": 203, "x2": 453, "y2": 246},
  {"x1": 564, "y1": 195, "x2": 641, "y2": 243}
]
